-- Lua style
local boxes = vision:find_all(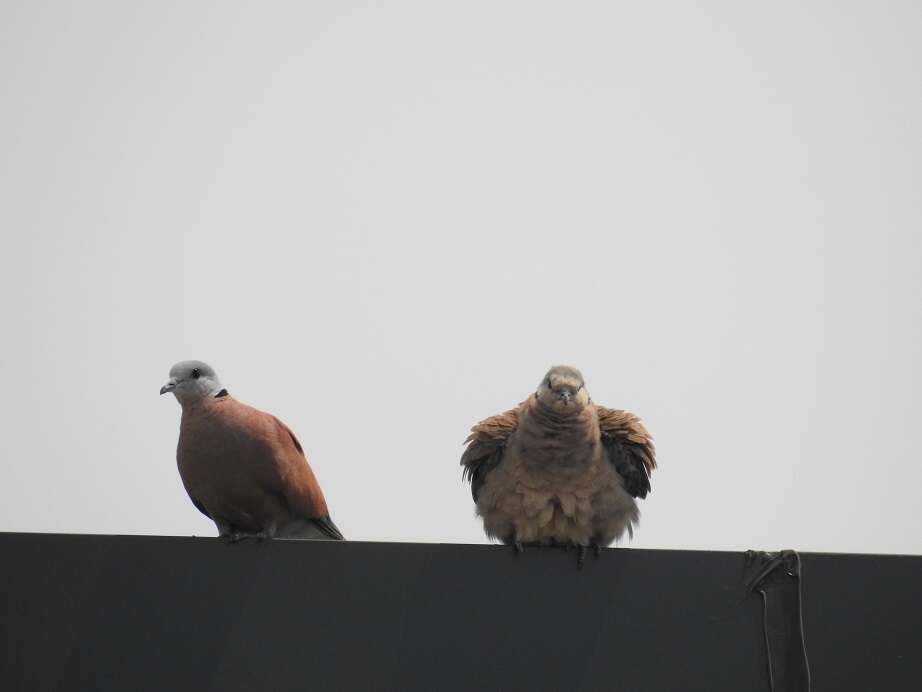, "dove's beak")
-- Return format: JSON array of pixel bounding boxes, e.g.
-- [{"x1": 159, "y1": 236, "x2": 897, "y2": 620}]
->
[
  {"x1": 160, "y1": 379, "x2": 177, "y2": 395},
  {"x1": 558, "y1": 390, "x2": 572, "y2": 404}
]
